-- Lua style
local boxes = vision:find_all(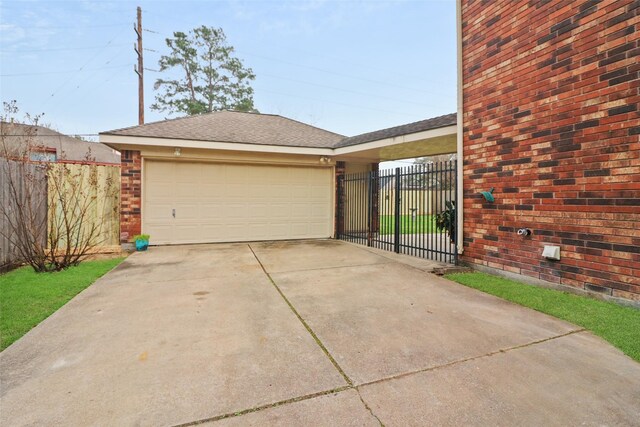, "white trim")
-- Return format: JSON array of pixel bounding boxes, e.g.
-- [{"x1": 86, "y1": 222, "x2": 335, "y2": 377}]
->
[
  {"x1": 100, "y1": 125, "x2": 456, "y2": 159},
  {"x1": 456, "y1": 0, "x2": 464, "y2": 256},
  {"x1": 101, "y1": 134, "x2": 334, "y2": 156},
  {"x1": 332, "y1": 125, "x2": 456, "y2": 156}
]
